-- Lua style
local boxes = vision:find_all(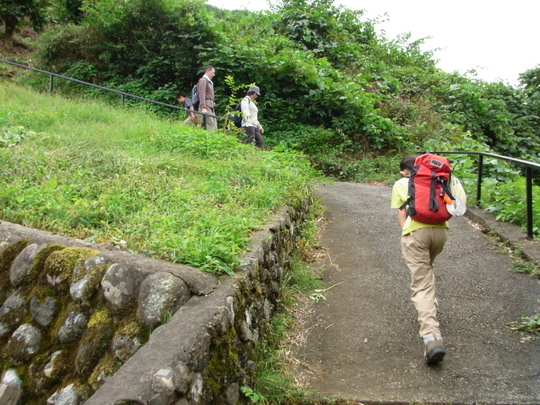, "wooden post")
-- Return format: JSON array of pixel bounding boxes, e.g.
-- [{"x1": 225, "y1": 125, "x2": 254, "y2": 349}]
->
[{"x1": 0, "y1": 383, "x2": 22, "y2": 405}]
